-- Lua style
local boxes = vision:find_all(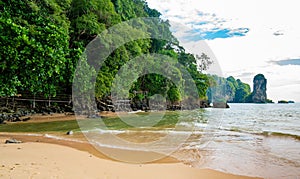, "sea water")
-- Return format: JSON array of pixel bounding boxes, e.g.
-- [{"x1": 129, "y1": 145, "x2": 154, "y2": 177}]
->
[
  {"x1": 81, "y1": 103, "x2": 300, "y2": 178},
  {"x1": 192, "y1": 103, "x2": 300, "y2": 178}
]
